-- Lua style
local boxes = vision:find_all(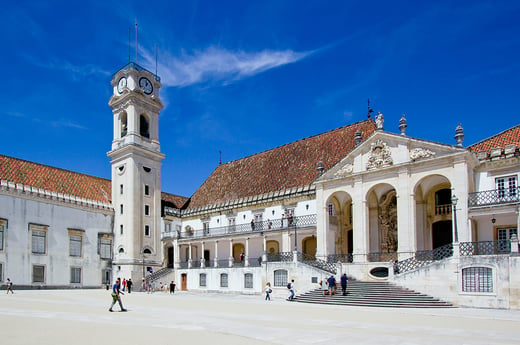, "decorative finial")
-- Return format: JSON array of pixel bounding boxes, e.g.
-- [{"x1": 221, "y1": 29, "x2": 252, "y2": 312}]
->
[
  {"x1": 399, "y1": 114, "x2": 407, "y2": 136},
  {"x1": 375, "y1": 111, "x2": 384, "y2": 130},
  {"x1": 454, "y1": 123, "x2": 464, "y2": 147},
  {"x1": 355, "y1": 130, "x2": 363, "y2": 145},
  {"x1": 317, "y1": 161, "x2": 324, "y2": 175}
]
